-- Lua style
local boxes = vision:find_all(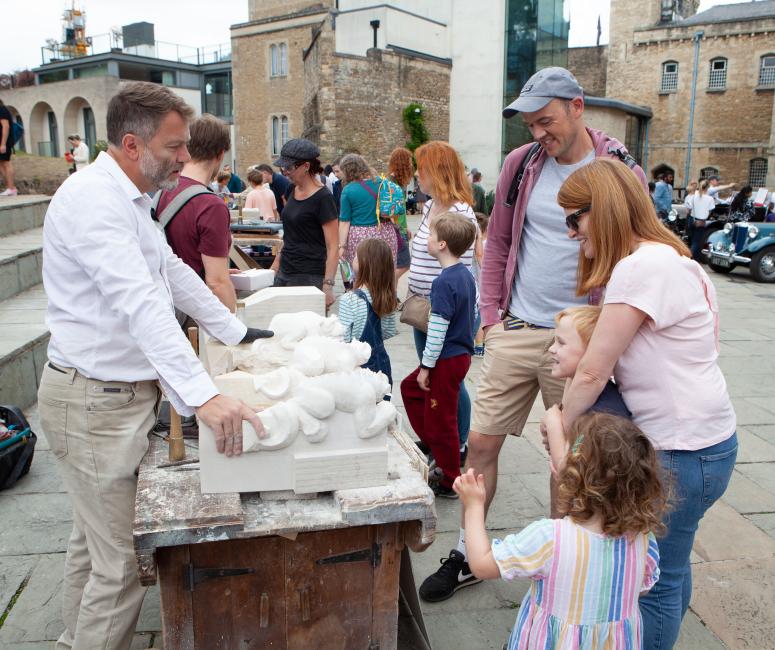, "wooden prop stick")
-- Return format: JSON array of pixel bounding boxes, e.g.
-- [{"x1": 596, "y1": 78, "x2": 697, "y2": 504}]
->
[{"x1": 167, "y1": 326, "x2": 200, "y2": 462}]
